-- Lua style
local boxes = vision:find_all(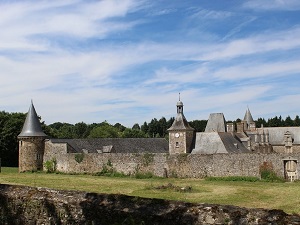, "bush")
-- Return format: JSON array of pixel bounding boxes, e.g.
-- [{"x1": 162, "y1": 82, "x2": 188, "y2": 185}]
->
[
  {"x1": 259, "y1": 161, "x2": 284, "y2": 182},
  {"x1": 43, "y1": 158, "x2": 57, "y2": 173},
  {"x1": 95, "y1": 160, "x2": 126, "y2": 177}
]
